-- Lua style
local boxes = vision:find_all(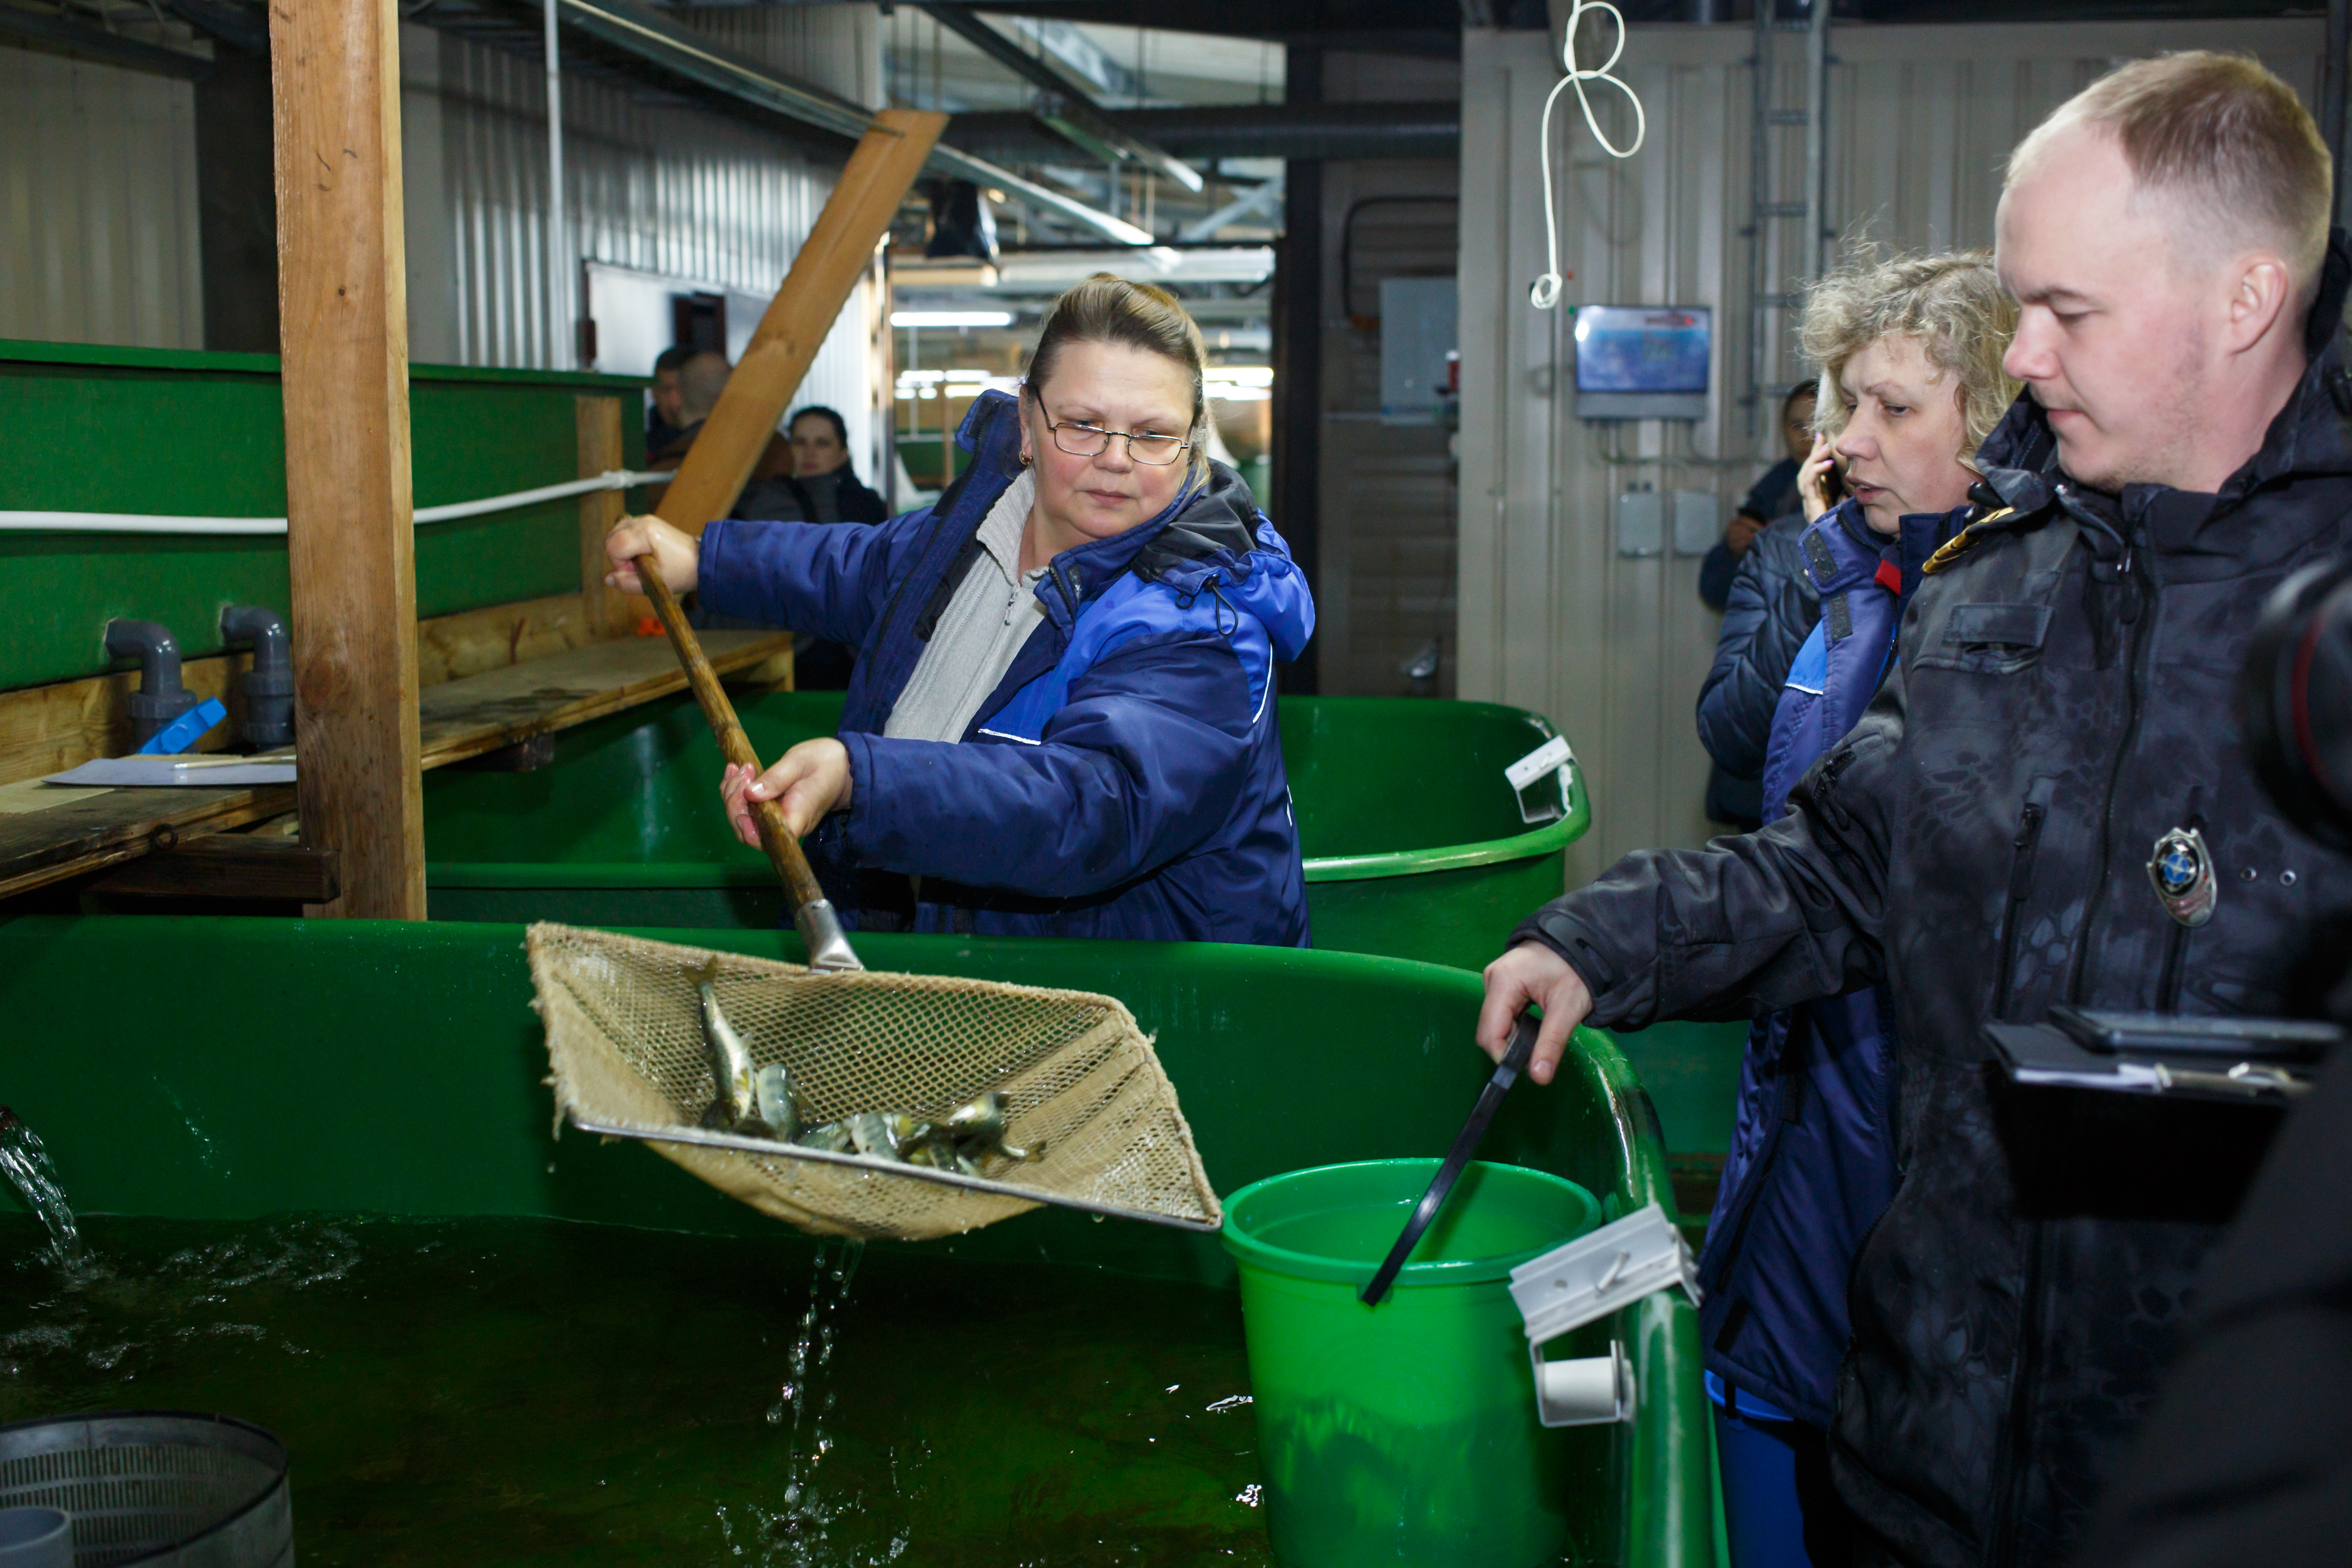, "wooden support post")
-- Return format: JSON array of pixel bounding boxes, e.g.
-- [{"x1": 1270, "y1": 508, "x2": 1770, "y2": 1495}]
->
[
  {"x1": 268, "y1": 0, "x2": 425, "y2": 918},
  {"x1": 656, "y1": 109, "x2": 947, "y2": 534},
  {"x1": 576, "y1": 394, "x2": 637, "y2": 636}
]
